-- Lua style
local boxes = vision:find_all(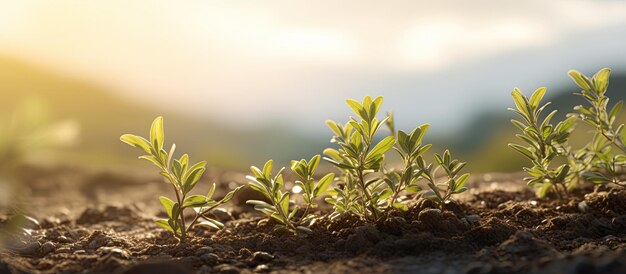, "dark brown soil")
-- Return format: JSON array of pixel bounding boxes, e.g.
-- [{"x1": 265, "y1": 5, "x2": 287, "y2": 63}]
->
[{"x1": 1, "y1": 166, "x2": 625, "y2": 274}]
